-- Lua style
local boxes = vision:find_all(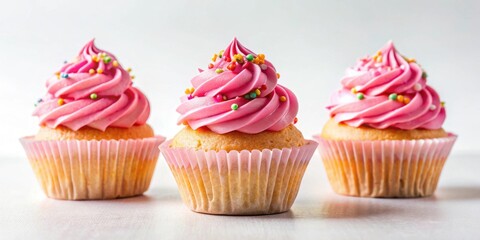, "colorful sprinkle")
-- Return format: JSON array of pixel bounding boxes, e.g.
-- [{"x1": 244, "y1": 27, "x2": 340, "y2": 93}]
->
[
  {"x1": 404, "y1": 97, "x2": 411, "y2": 104},
  {"x1": 92, "y1": 55, "x2": 99, "y2": 62},
  {"x1": 103, "y1": 56, "x2": 112, "y2": 64},
  {"x1": 396, "y1": 95, "x2": 404, "y2": 102},
  {"x1": 441, "y1": 101, "x2": 445, "y2": 107},
  {"x1": 112, "y1": 61, "x2": 119, "y2": 67},
  {"x1": 224, "y1": 56, "x2": 231, "y2": 62},
  {"x1": 422, "y1": 71, "x2": 428, "y2": 79},
  {"x1": 293, "y1": 117, "x2": 298, "y2": 124},
  {"x1": 61, "y1": 73, "x2": 69, "y2": 78},
  {"x1": 89, "y1": 69, "x2": 95, "y2": 74},
  {"x1": 357, "y1": 93, "x2": 364, "y2": 100},
  {"x1": 413, "y1": 83, "x2": 422, "y2": 91},
  {"x1": 261, "y1": 85, "x2": 267, "y2": 91},
  {"x1": 214, "y1": 94, "x2": 224, "y2": 102},
  {"x1": 249, "y1": 92, "x2": 257, "y2": 99},
  {"x1": 97, "y1": 68, "x2": 104, "y2": 74},
  {"x1": 407, "y1": 58, "x2": 416, "y2": 63},
  {"x1": 233, "y1": 54, "x2": 244, "y2": 64},
  {"x1": 208, "y1": 63, "x2": 214, "y2": 69},
  {"x1": 34, "y1": 98, "x2": 43, "y2": 107},
  {"x1": 227, "y1": 62, "x2": 236, "y2": 71},
  {"x1": 187, "y1": 94, "x2": 194, "y2": 100},
  {"x1": 276, "y1": 73, "x2": 280, "y2": 79},
  {"x1": 223, "y1": 95, "x2": 227, "y2": 101},
  {"x1": 90, "y1": 93, "x2": 98, "y2": 100},
  {"x1": 389, "y1": 93, "x2": 398, "y2": 101},
  {"x1": 246, "y1": 54, "x2": 254, "y2": 62},
  {"x1": 260, "y1": 64, "x2": 268, "y2": 70},
  {"x1": 215, "y1": 69, "x2": 224, "y2": 74},
  {"x1": 430, "y1": 104, "x2": 437, "y2": 111},
  {"x1": 185, "y1": 87, "x2": 195, "y2": 95},
  {"x1": 231, "y1": 103, "x2": 239, "y2": 111},
  {"x1": 280, "y1": 96, "x2": 287, "y2": 102},
  {"x1": 255, "y1": 89, "x2": 261, "y2": 96},
  {"x1": 131, "y1": 75, "x2": 136, "y2": 80},
  {"x1": 127, "y1": 67, "x2": 132, "y2": 72},
  {"x1": 57, "y1": 98, "x2": 64, "y2": 106},
  {"x1": 244, "y1": 94, "x2": 251, "y2": 100},
  {"x1": 351, "y1": 87, "x2": 358, "y2": 94},
  {"x1": 218, "y1": 50, "x2": 224, "y2": 58},
  {"x1": 212, "y1": 54, "x2": 218, "y2": 62},
  {"x1": 257, "y1": 54, "x2": 265, "y2": 60}
]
